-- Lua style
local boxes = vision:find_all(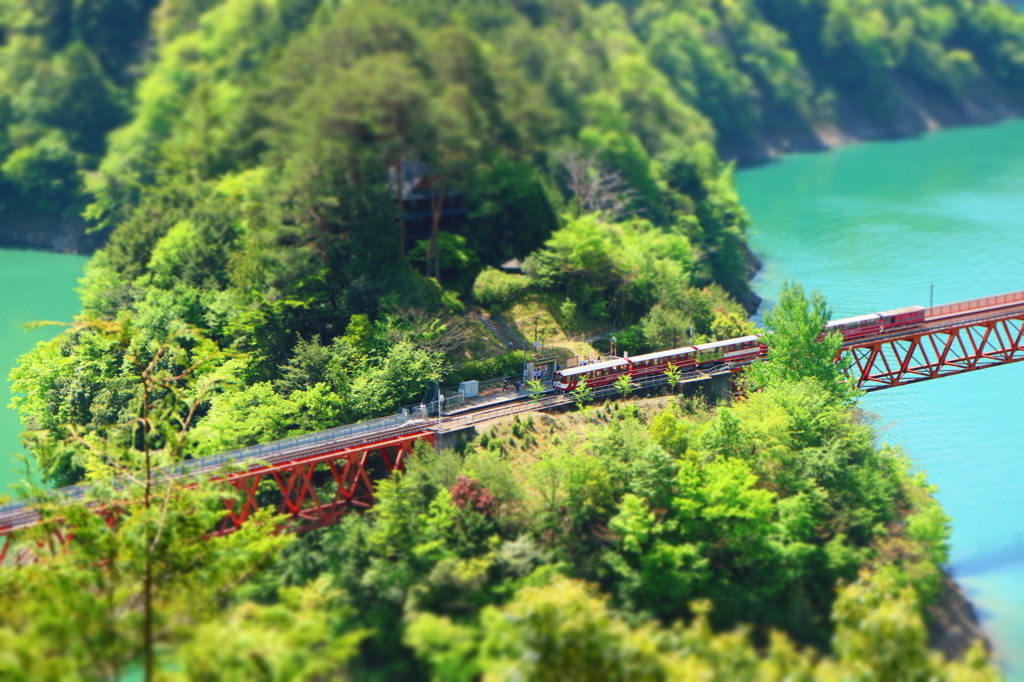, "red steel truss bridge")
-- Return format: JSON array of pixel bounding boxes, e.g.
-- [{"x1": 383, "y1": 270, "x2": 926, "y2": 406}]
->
[
  {"x1": 2, "y1": 289, "x2": 1022, "y2": 562},
  {"x1": 836, "y1": 291, "x2": 1024, "y2": 391}
]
